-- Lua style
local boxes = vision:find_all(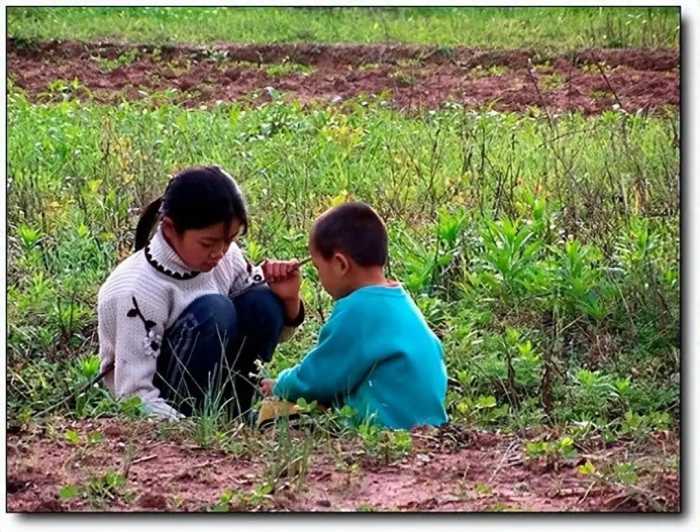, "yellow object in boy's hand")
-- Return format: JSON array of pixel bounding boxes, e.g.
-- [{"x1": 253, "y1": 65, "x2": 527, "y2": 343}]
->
[{"x1": 257, "y1": 399, "x2": 301, "y2": 428}]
